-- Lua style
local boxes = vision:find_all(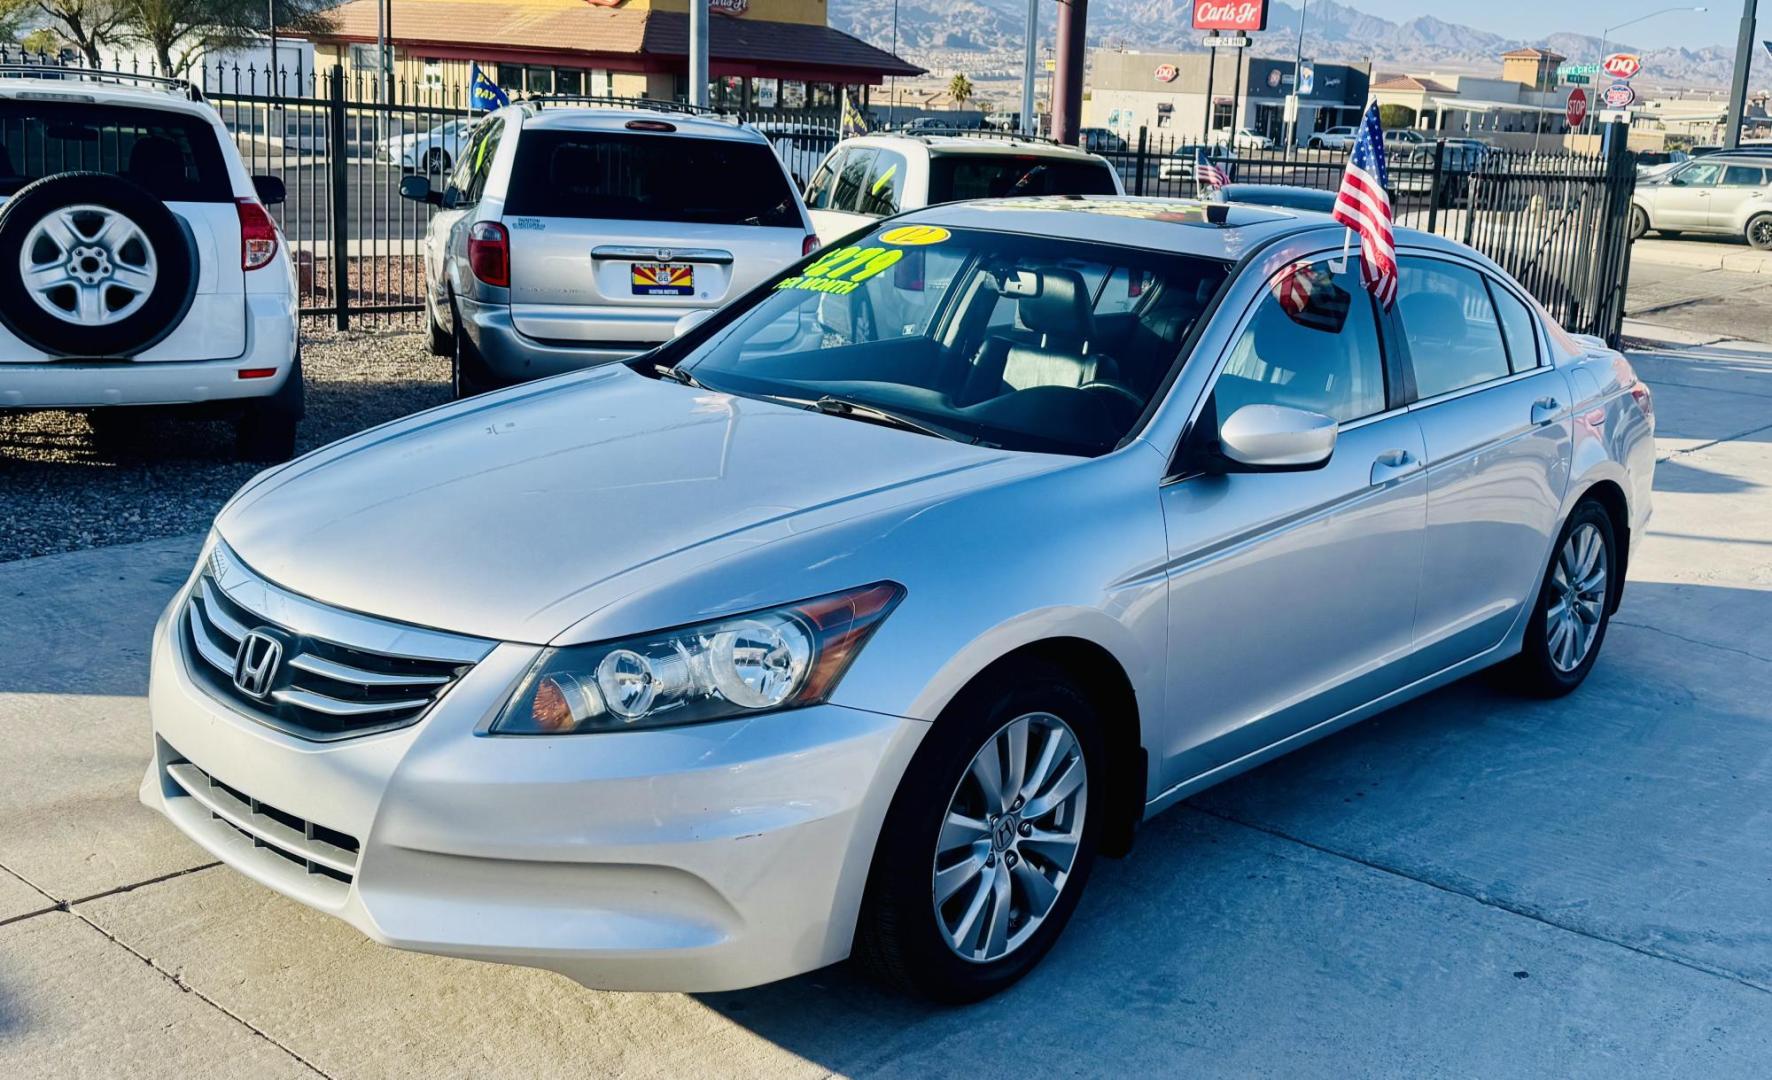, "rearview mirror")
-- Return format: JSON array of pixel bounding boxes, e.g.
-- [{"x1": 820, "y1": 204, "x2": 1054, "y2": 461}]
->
[
  {"x1": 251, "y1": 175, "x2": 285, "y2": 205},
  {"x1": 399, "y1": 175, "x2": 440, "y2": 205},
  {"x1": 1218, "y1": 404, "x2": 1337, "y2": 471}
]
